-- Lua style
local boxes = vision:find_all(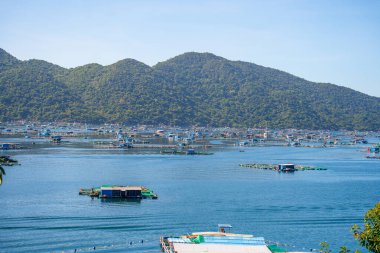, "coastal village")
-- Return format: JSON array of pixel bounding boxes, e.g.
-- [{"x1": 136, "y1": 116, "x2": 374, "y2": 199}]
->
[
  {"x1": 1, "y1": 121, "x2": 378, "y2": 151},
  {"x1": 1, "y1": 122, "x2": 379, "y2": 163}
]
